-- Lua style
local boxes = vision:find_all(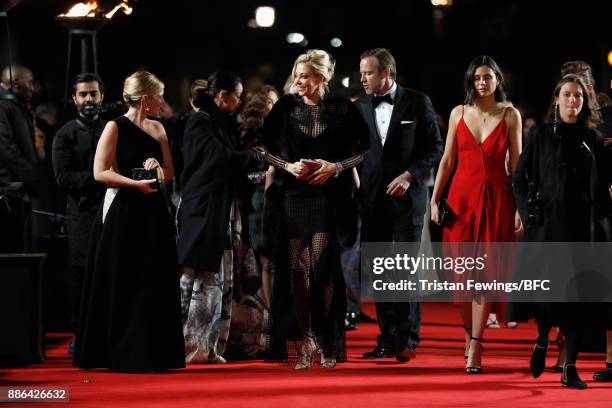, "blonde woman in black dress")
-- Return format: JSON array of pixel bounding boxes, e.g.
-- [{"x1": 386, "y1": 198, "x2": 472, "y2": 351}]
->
[
  {"x1": 75, "y1": 71, "x2": 184, "y2": 372},
  {"x1": 263, "y1": 50, "x2": 369, "y2": 369}
]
